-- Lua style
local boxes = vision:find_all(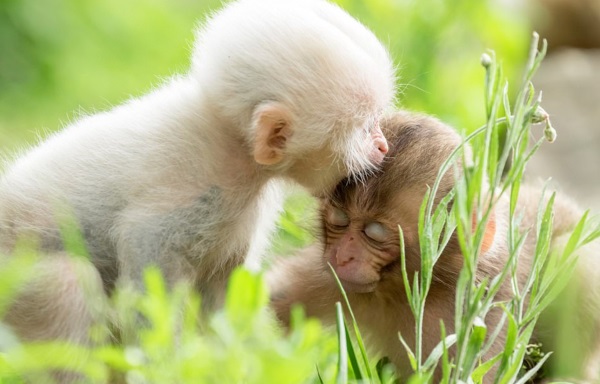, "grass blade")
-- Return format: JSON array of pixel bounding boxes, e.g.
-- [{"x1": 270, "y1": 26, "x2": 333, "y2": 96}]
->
[{"x1": 335, "y1": 302, "x2": 348, "y2": 384}]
